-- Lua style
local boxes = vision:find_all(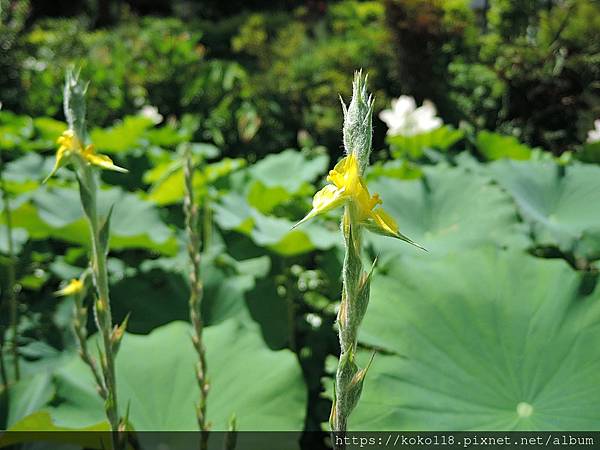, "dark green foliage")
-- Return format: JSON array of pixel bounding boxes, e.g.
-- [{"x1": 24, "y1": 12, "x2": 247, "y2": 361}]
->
[
  {"x1": 5, "y1": 1, "x2": 599, "y2": 154},
  {"x1": 0, "y1": 0, "x2": 30, "y2": 110},
  {"x1": 384, "y1": 0, "x2": 600, "y2": 152}
]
